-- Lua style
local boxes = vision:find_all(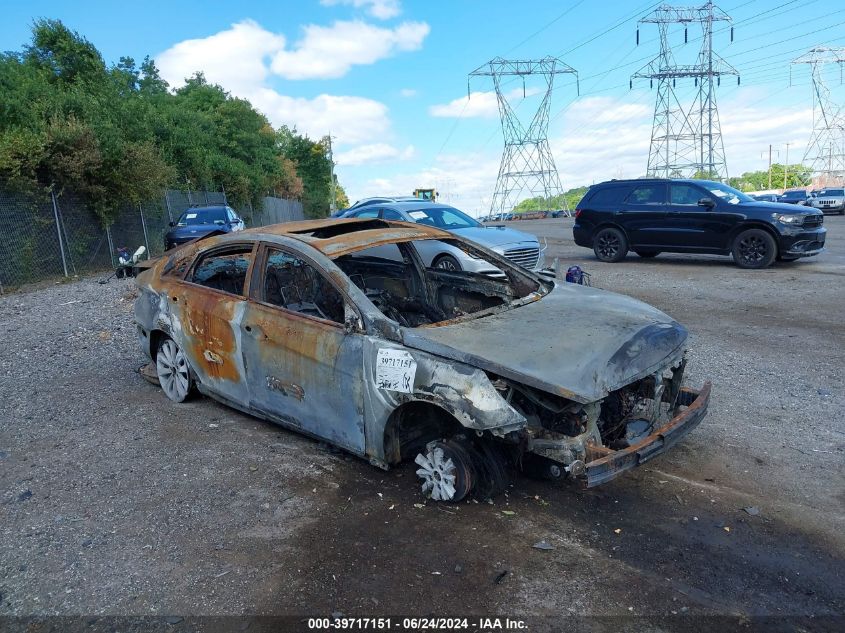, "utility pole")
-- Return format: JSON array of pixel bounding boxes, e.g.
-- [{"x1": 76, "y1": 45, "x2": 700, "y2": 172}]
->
[
  {"x1": 784, "y1": 142, "x2": 791, "y2": 189},
  {"x1": 632, "y1": 1, "x2": 738, "y2": 180},
  {"x1": 327, "y1": 133, "x2": 337, "y2": 212},
  {"x1": 761, "y1": 144, "x2": 779, "y2": 189},
  {"x1": 469, "y1": 56, "x2": 578, "y2": 216}
]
